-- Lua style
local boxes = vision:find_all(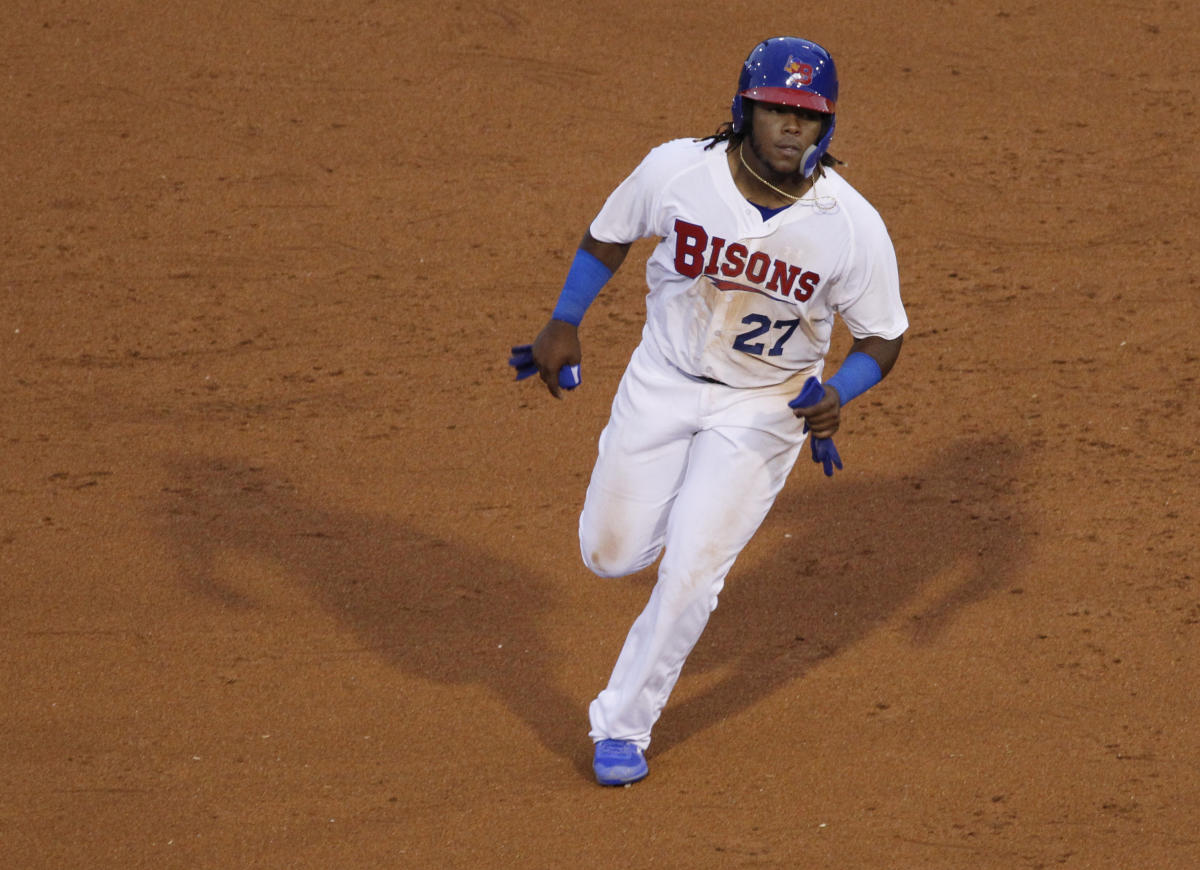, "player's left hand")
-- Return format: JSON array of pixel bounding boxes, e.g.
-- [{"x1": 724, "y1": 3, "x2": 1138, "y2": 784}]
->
[
  {"x1": 788, "y1": 377, "x2": 842, "y2": 439},
  {"x1": 789, "y1": 377, "x2": 844, "y2": 477}
]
